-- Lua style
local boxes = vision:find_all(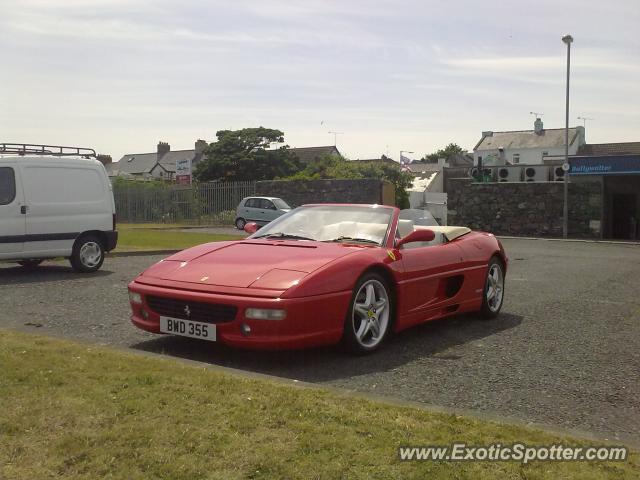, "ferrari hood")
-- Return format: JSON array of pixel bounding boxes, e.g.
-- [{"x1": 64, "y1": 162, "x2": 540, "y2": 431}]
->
[{"x1": 141, "y1": 240, "x2": 361, "y2": 289}]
